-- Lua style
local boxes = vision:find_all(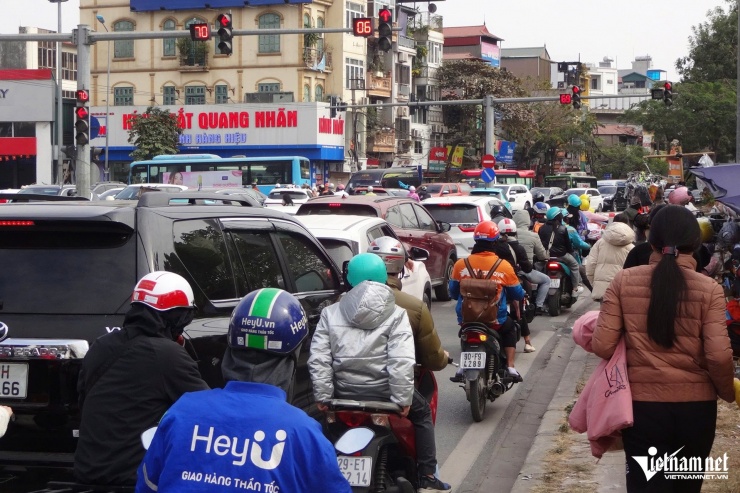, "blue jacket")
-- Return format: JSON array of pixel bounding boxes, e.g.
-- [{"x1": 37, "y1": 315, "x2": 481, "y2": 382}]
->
[
  {"x1": 136, "y1": 382, "x2": 351, "y2": 493},
  {"x1": 567, "y1": 225, "x2": 591, "y2": 264}
]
